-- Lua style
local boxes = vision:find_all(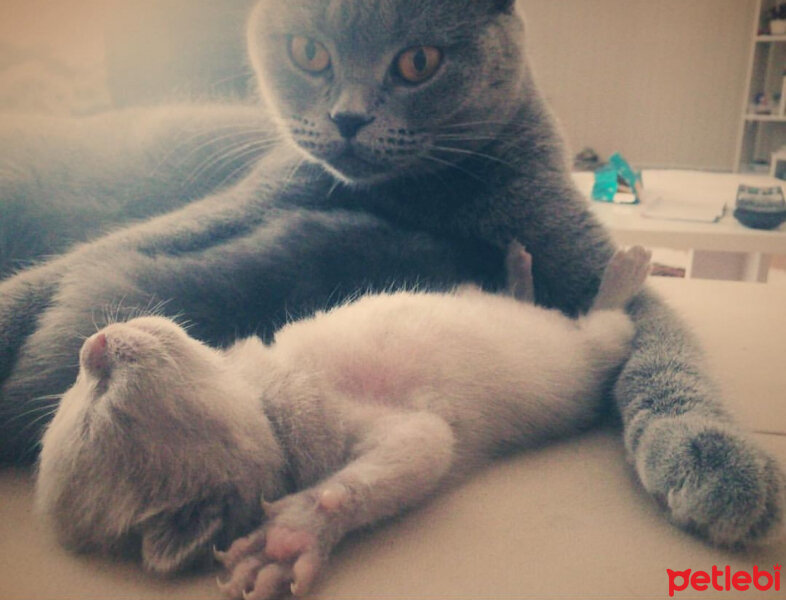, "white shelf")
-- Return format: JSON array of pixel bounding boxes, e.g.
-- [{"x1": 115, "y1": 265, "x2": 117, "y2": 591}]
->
[
  {"x1": 735, "y1": 0, "x2": 786, "y2": 172},
  {"x1": 744, "y1": 113, "x2": 786, "y2": 121}
]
